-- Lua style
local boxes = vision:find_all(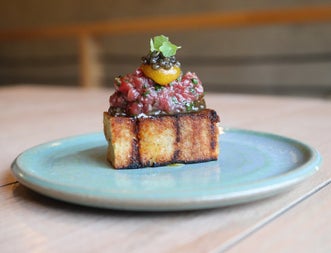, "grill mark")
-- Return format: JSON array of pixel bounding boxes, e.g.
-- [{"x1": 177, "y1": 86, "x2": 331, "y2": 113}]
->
[
  {"x1": 107, "y1": 109, "x2": 220, "y2": 169},
  {"x1": 130, "y1": 117, "x2": 141, "y2": 169},
  {"x1": 175, "y1": 114, "x2": 181, "y2": 143},
  {"x1": 173, "y1": 114, "x2": 180, "y2": 161},
  {"x1": 209, "y1": 111, "x2": 217, "y2": 151},
  {"x1": 136, "y1": 117, "x2": 144, "y2": 168},
  {"x1": 192, "y1": 114, "x2": 198, "y2": 154}
]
